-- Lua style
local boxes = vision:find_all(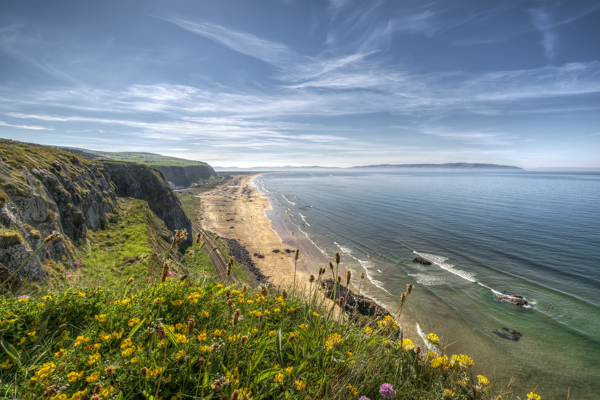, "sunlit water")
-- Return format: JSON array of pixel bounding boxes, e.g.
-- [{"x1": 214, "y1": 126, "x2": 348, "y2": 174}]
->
[{"x1": 256, "y1": 170, "x2": 600, "y2": 399}]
